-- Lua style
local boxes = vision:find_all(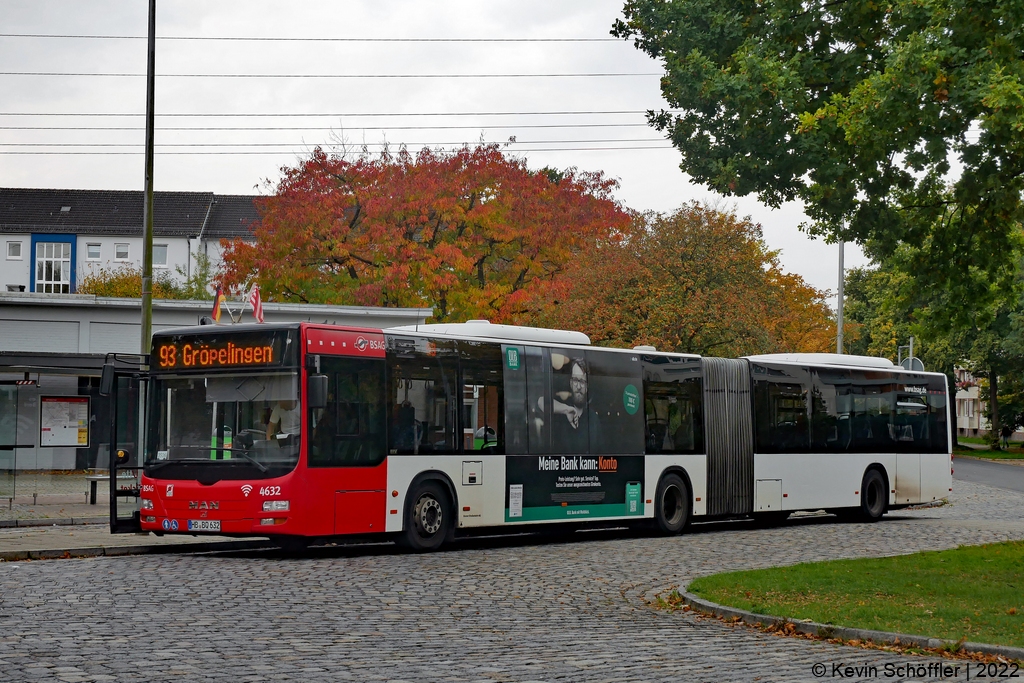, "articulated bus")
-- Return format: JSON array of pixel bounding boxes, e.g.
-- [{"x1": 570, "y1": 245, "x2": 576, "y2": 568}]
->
[{"x1": 102, "y1": 320, "x2": 952, "y2": 550}]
